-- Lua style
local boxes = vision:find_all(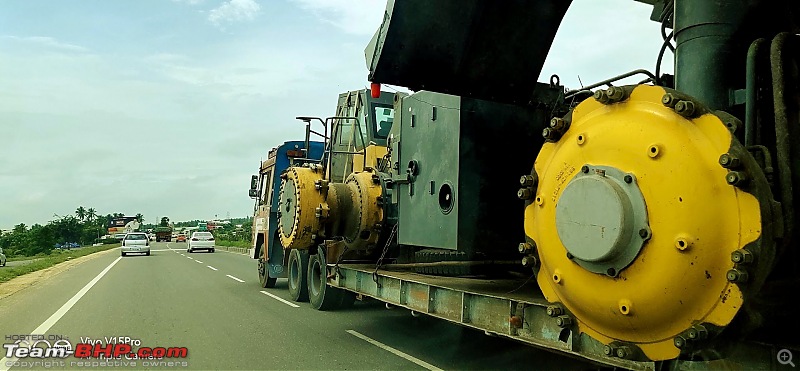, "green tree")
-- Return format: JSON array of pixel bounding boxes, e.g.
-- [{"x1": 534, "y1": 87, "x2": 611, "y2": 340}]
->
[
  {"x1": 160, "y1": 217, "x2": 170, "y2": 227},
  {"x1": 86, "y1": 208, "x2": 97, "y2": 223},
  {"x1": 135, "y1": 213, "x2": 144, "y2": 223},
  {"x1": 75, "y1": 206, "x2": 87, "y2": 222}
]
